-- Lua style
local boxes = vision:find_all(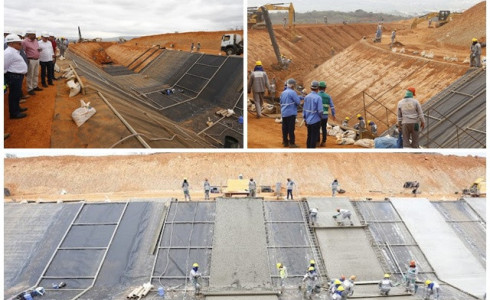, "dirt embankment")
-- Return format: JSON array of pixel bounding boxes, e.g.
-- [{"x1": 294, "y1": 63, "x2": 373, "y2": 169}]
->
[{"x1": 4, "y1": 153, "x2": 484, "y2": 201}]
